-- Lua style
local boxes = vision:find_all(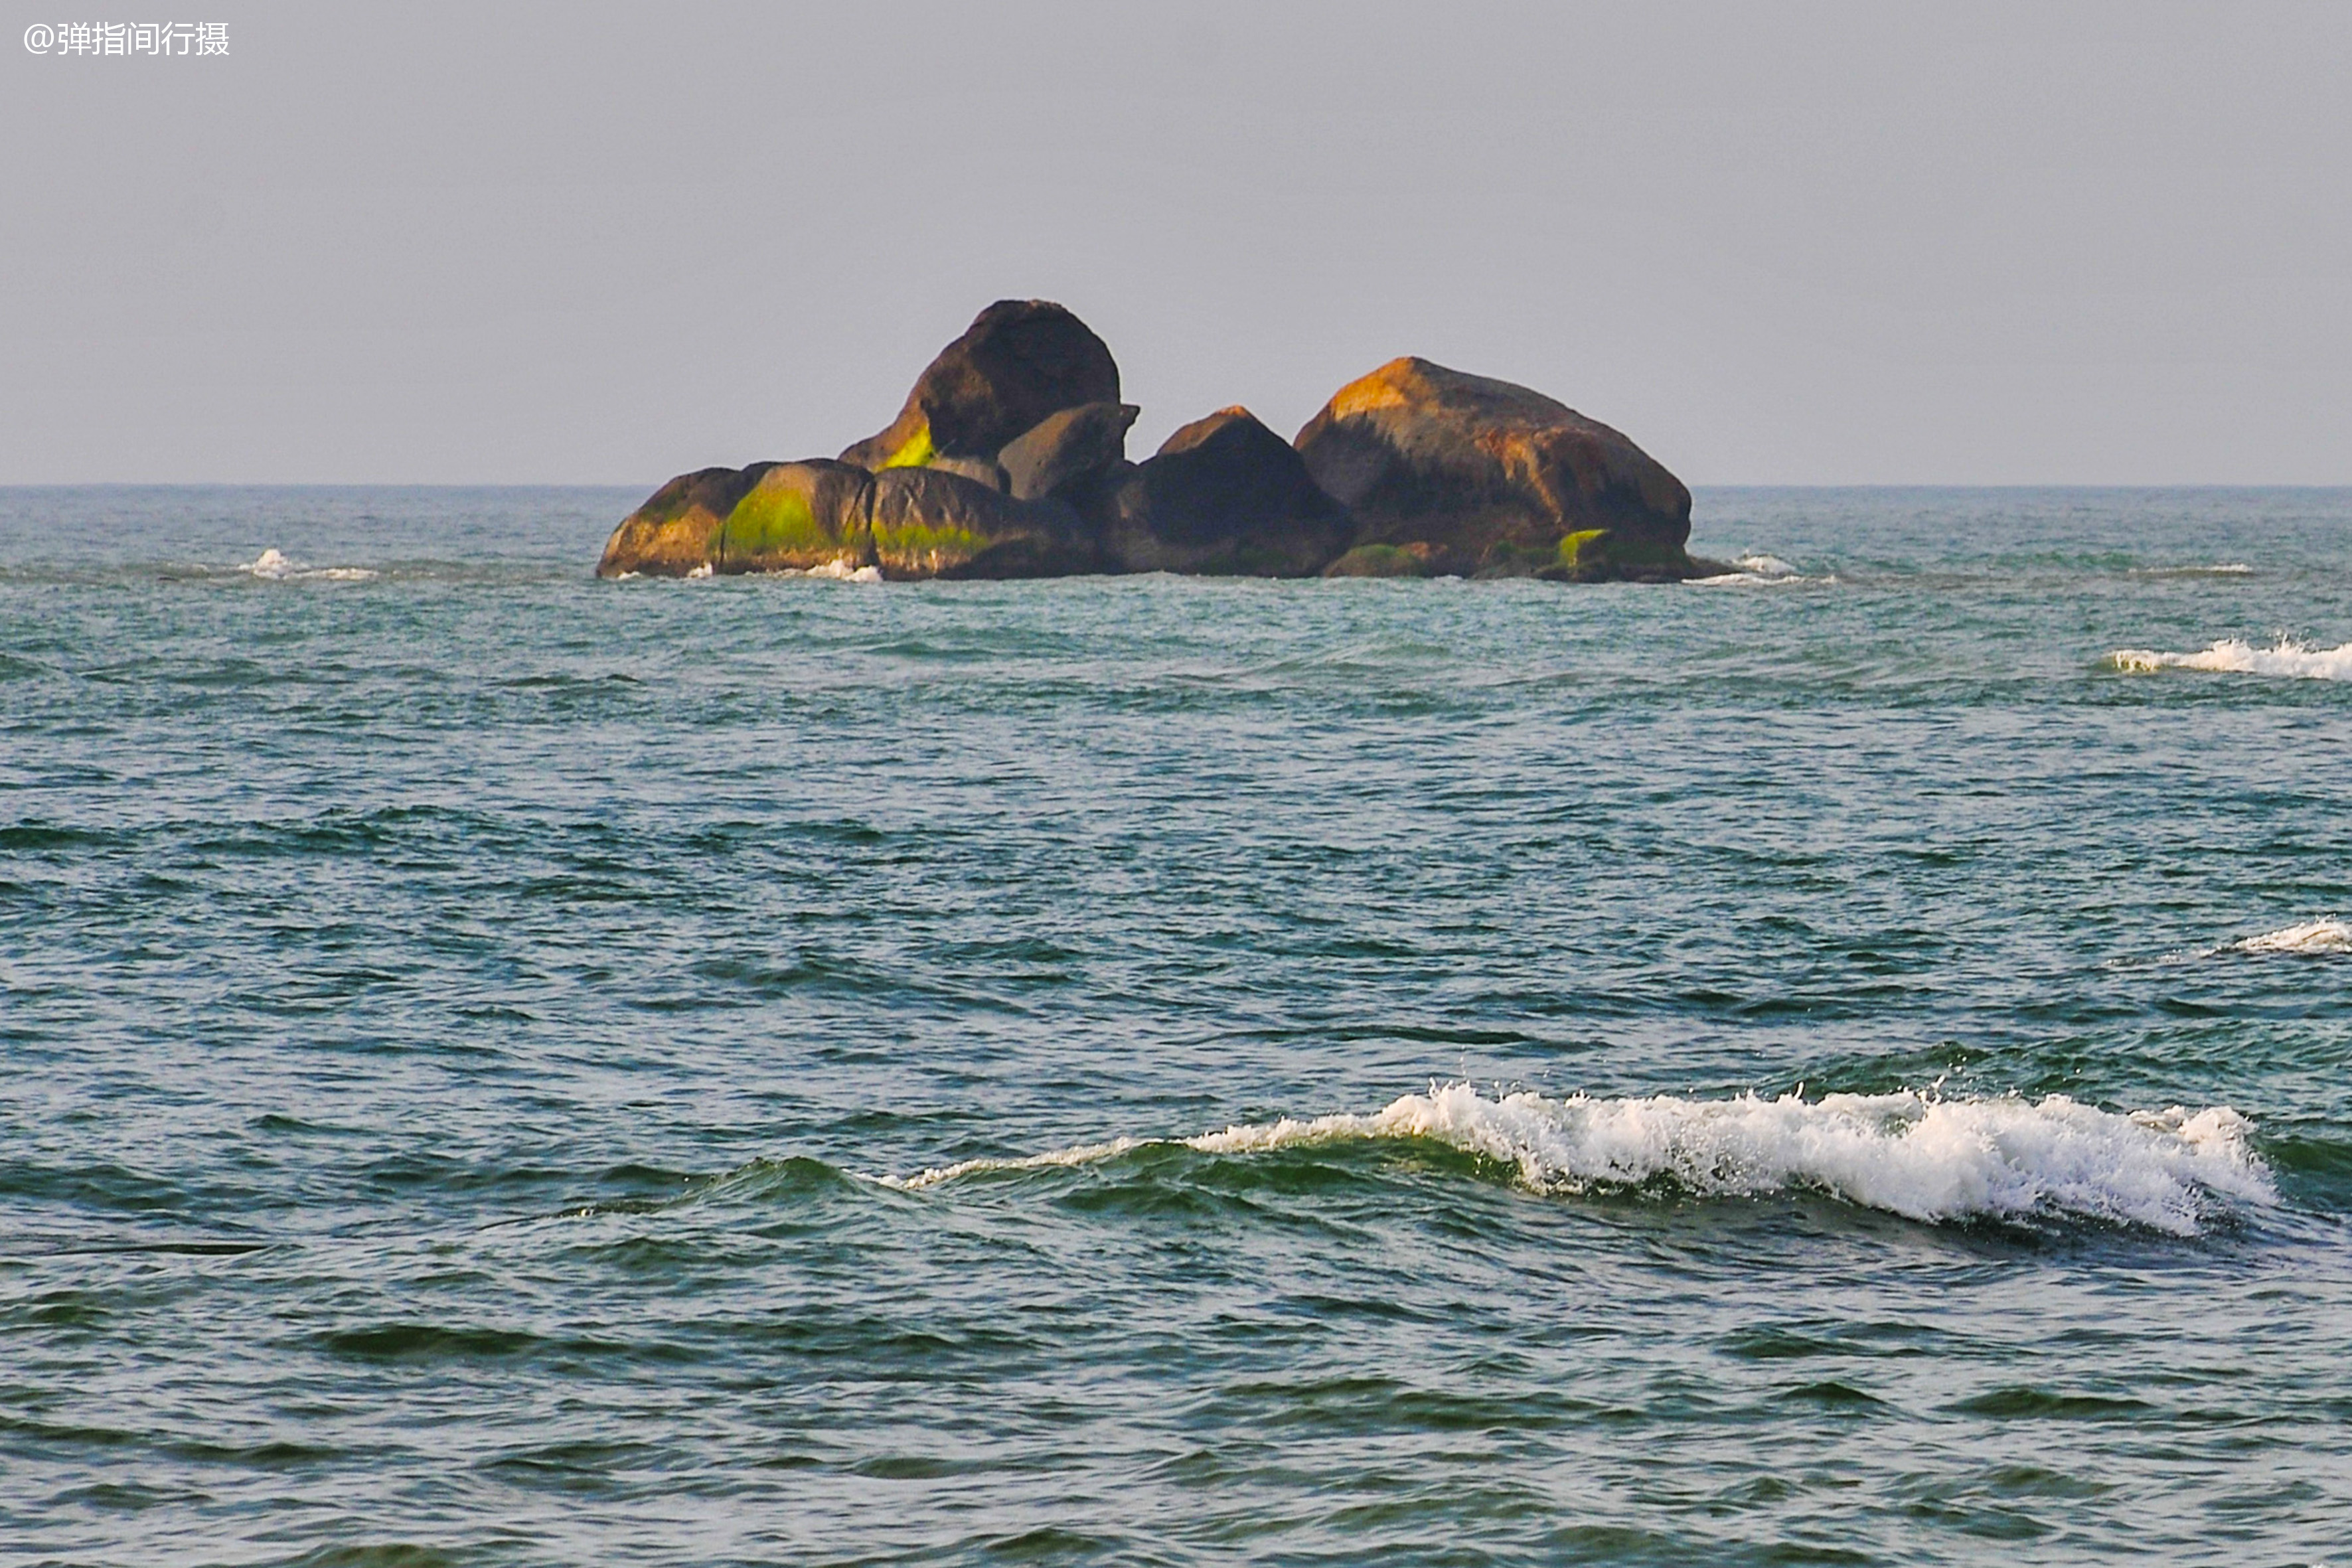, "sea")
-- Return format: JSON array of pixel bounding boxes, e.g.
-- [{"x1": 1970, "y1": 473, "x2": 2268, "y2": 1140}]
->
[{"x1": 3, "y1": 485, "x2": 2349, "y2": 1567}]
